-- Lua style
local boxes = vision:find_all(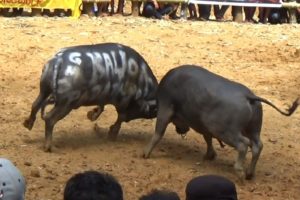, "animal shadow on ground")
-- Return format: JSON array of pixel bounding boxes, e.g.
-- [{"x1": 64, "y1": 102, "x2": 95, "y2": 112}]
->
[
  {"x1": 22, "y1": 123, "x2": 155, "y2": 151},
  {"x1": 21, "y1": 123, "x2": 254, "y2": 178},
  {"x1": 149, "y1": 132, "x2": 236, "y2": 171}
]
